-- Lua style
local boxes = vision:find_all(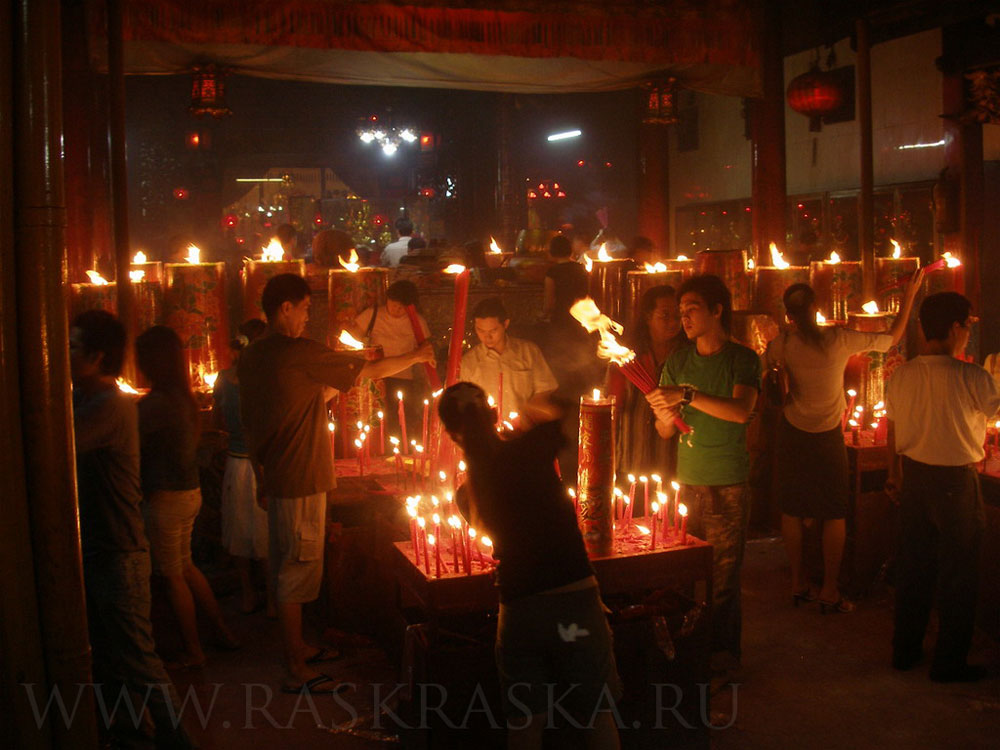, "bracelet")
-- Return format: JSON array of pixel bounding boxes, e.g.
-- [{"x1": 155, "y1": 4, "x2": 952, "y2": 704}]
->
[{"x1": 681, "y1": 385, "x2": 696, "y2": 405}]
